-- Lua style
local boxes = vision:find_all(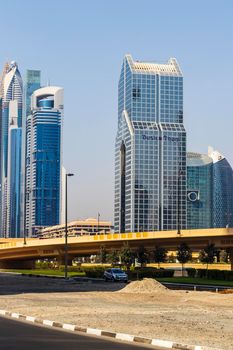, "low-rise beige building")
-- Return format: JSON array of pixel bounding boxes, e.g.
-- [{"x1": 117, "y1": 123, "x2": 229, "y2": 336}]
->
[{"x1": 37, "y1": 218, "x2": 112, "y2": 239}]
